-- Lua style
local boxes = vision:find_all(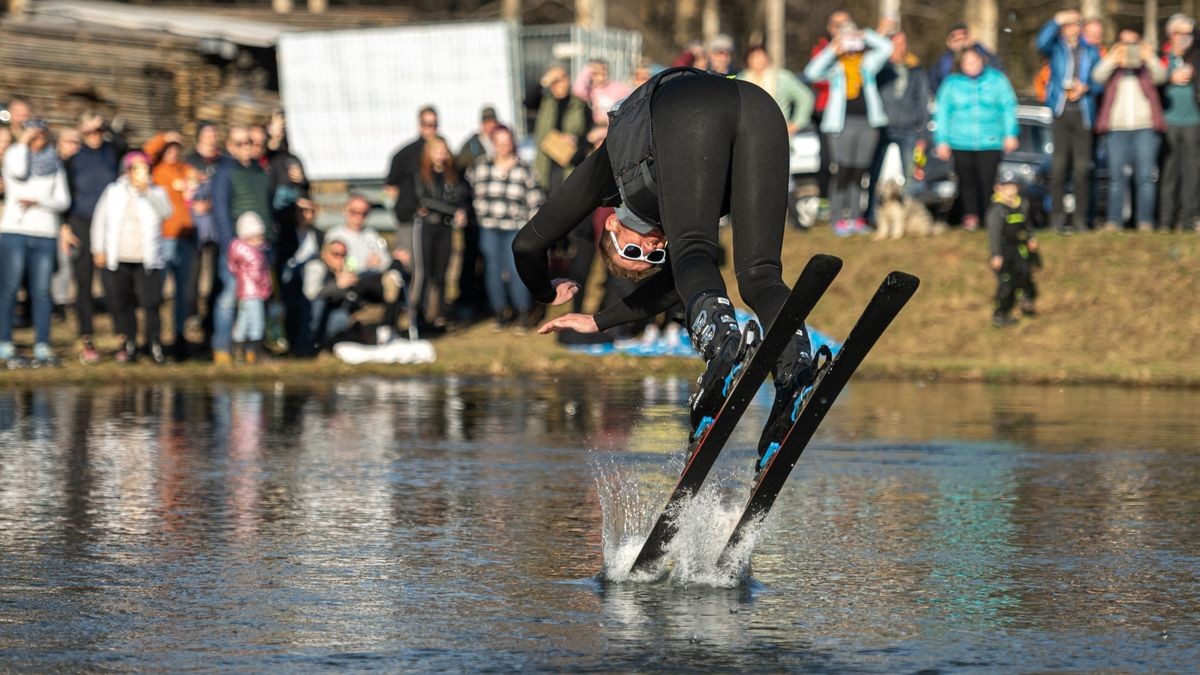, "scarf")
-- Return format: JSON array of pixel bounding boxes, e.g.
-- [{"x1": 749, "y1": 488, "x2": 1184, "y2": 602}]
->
[
  {"x1": 27, "y1": 145, "x2": 63, "y2": 179},
  {"x1": 841, "y1": 53, "x2": 865, "y2": 99}
]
